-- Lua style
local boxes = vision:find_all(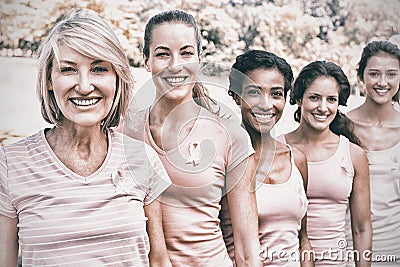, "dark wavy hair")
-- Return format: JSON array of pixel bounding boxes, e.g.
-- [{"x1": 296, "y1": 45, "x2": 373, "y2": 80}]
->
[
  {"x1": 357, "y1": 40, "x2": 400, "y2": 104},
  {"x1": 143, "y1": 9, "x2": 217, "y2": 112},
  {"x1": 290, "y1": 61, "x2": 362, "y2": 146},
  {"x1": 228, "y1": 49, "x2": 293, "y2": 100}
]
